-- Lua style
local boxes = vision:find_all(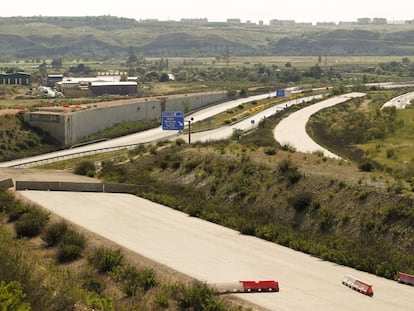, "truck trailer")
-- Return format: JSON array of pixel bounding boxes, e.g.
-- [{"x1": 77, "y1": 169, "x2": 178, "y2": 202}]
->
[
  {"x1": 342, "y1": 275, "x2": 374, "y2": 297},
  {"x1": 397, "y1": 272, "x2": 414, "y2": 285}
]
